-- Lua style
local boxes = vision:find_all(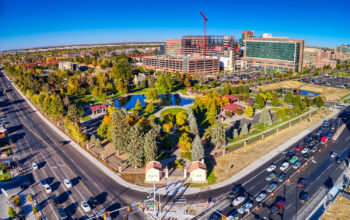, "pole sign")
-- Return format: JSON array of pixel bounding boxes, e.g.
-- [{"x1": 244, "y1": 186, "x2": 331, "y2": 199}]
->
[{"x1": 1, "y1": 188, "x2": 10, "y2": 199}]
